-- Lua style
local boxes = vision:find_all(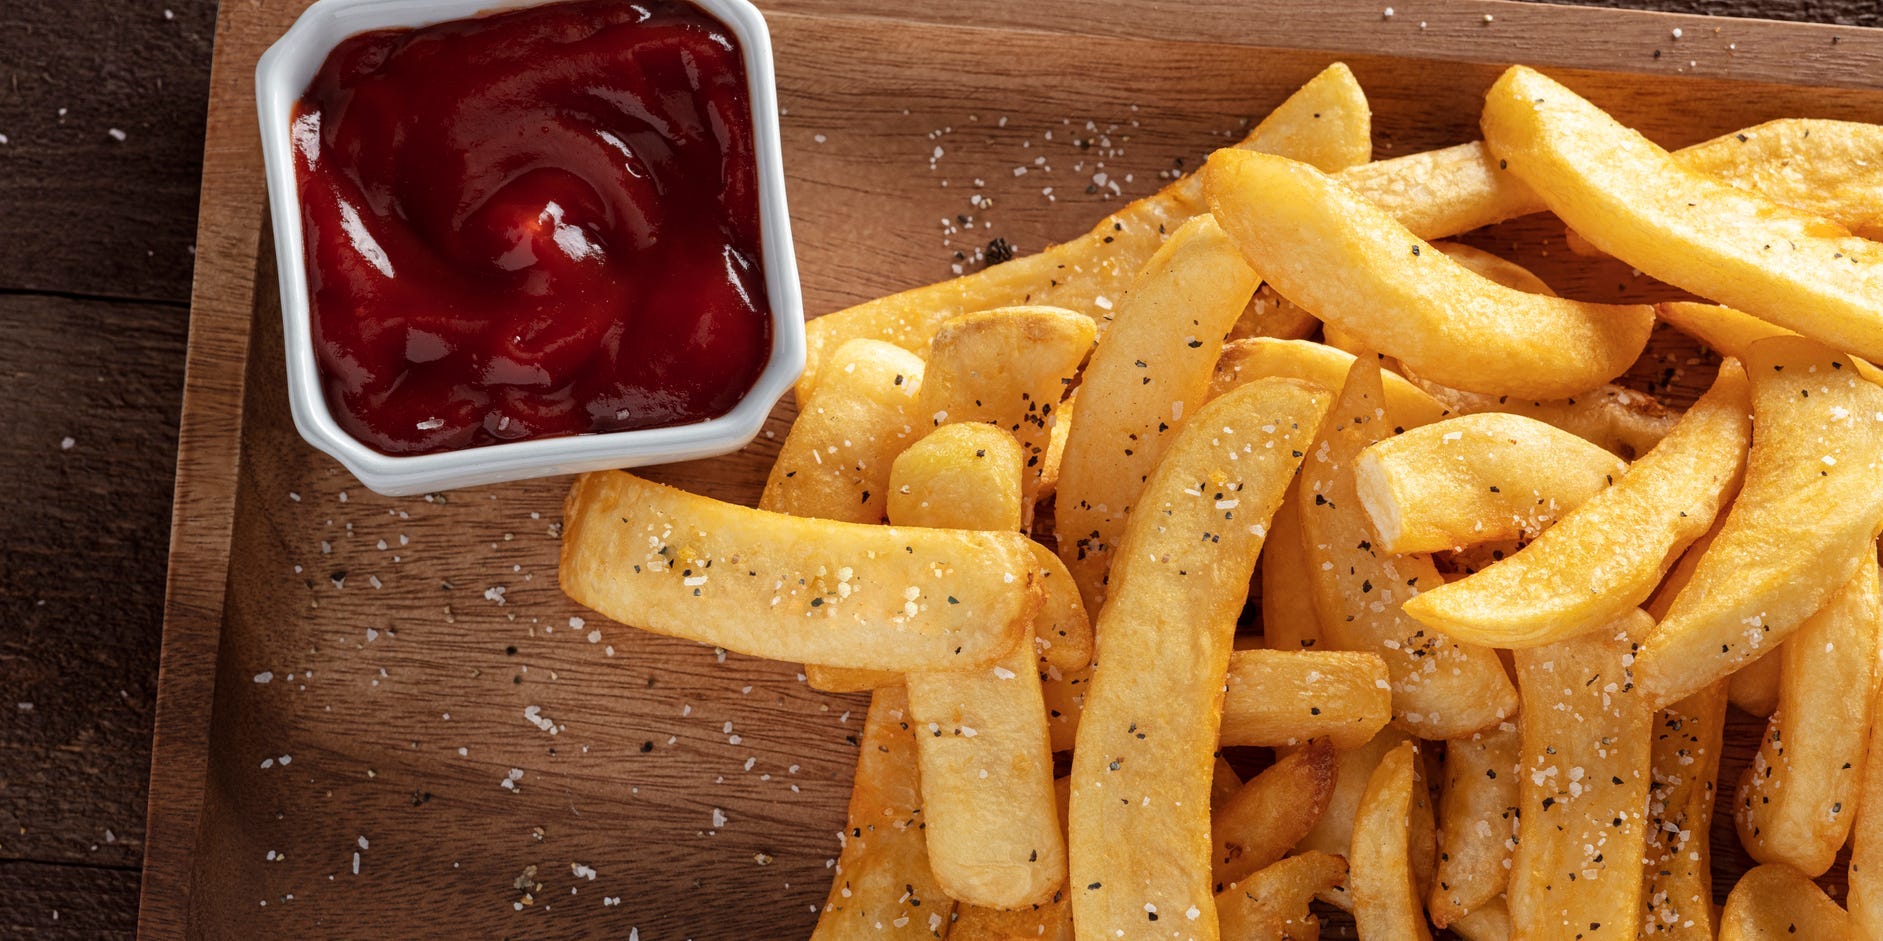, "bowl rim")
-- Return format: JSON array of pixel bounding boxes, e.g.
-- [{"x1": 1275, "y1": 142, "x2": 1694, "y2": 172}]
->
[{"x1": 253, "y1": 0, "x2": 804, "y2": 496}]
